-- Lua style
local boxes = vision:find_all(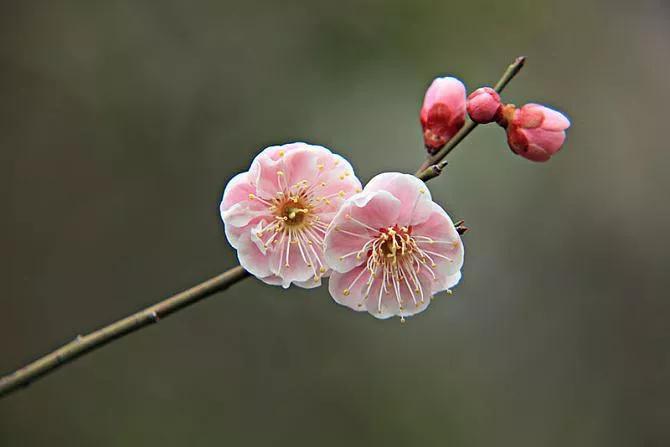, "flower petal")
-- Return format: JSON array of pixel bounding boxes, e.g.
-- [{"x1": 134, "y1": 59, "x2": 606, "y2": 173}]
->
[
  {"x1": 433, "y1": 271, "x2": 462, "y2": 294},
  {"x1": 328, "y1": 265, "x2": 371, "y2": 311},
  {"x1": 364, "y1": 172, "x2": 433, "y2": 226},
  {"x1": 324, "y1": 190, "x2": 401, "y2": 273},
  {"x1": 412, "y1": 202, "x2": 464, "y2": 277},
  {"x1": 236, "y1": 232, "x2": 273, "y2": 279}
]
